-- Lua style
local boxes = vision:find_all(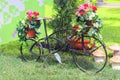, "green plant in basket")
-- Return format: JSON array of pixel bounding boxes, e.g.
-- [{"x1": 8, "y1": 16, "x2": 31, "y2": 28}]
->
[
  {"x1": 75, "y1": 3, "x2": 103, "y2": 40},
  {"x1": 16, "y1": 10, "x2": 41, "y2": 44}
]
